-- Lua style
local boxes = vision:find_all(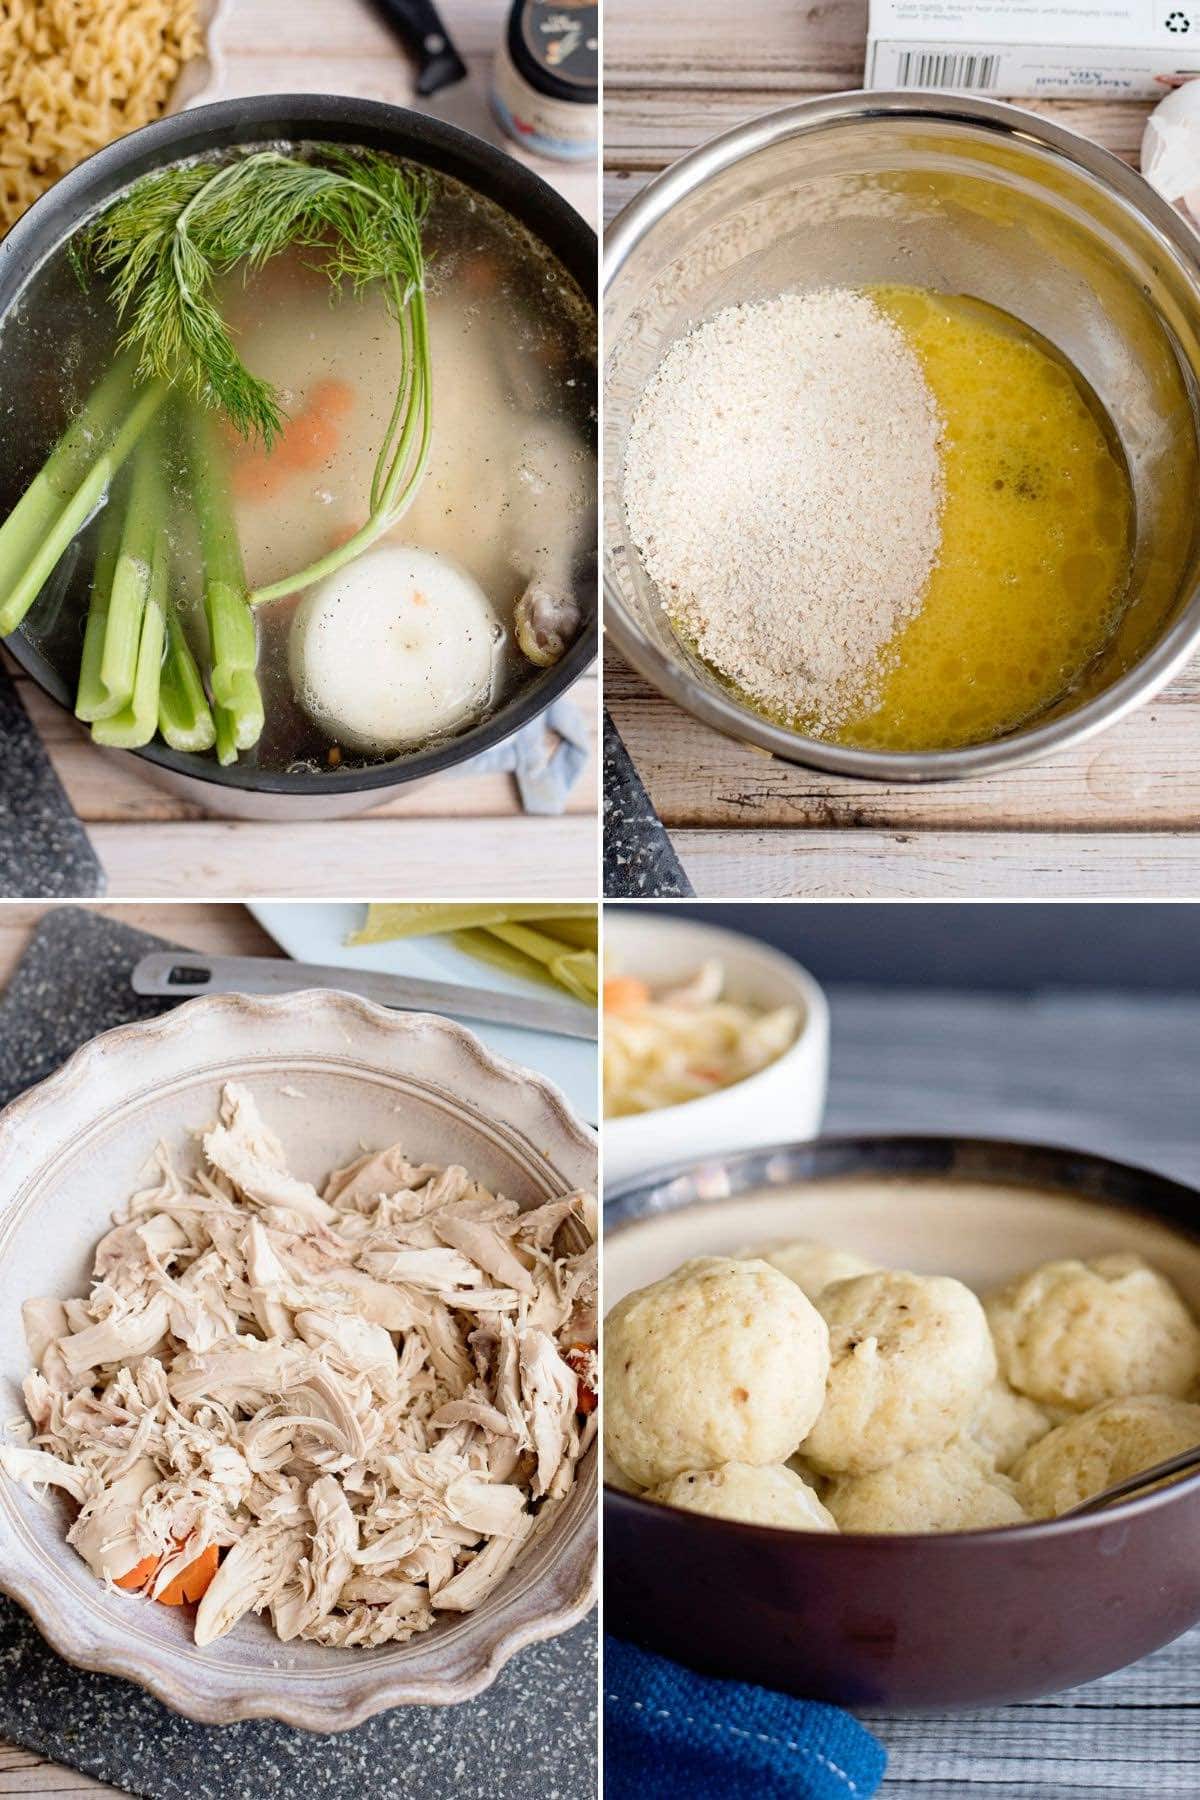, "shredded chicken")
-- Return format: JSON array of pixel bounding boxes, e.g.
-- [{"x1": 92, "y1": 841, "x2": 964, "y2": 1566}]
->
[{"x1": 0, "y1": 1083, "x2": 596, "y2": 1650}]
